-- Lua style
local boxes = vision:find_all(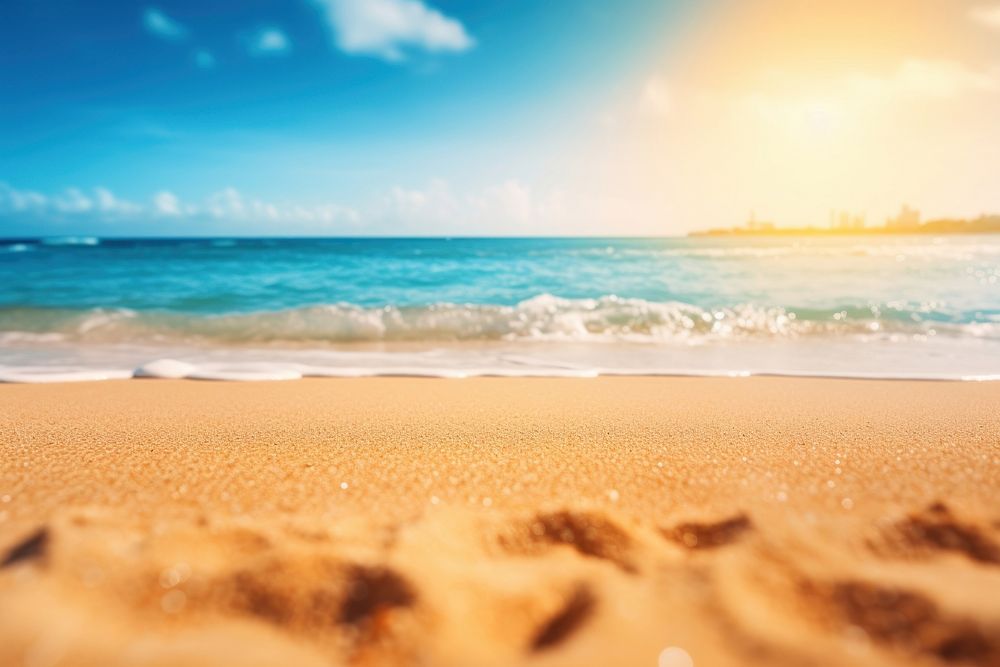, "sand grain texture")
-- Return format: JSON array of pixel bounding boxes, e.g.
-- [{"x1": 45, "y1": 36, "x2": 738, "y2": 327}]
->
[{"x1": 1, "y1": 377, "x2": 999, "y2": 666}]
